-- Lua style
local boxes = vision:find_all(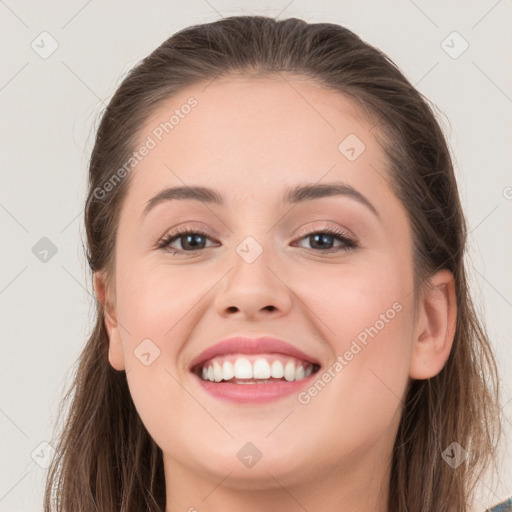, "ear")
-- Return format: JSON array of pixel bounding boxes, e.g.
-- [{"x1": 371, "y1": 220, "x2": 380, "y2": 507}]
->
[
  {"x1": 409, "y1": 269, "x2": 457, "y2": 380},
  {"x1": 93, "y1": 271, "x2": 125, "y2": 371}
]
